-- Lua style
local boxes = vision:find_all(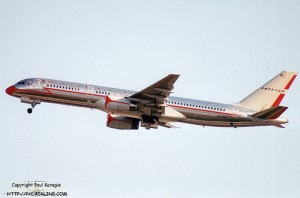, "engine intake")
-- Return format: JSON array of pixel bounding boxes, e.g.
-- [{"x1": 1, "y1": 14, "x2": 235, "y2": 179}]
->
[
  {"x1": 95, "y1": 96, "x2": 137, "y2": 112},
  {"x1": 106, "y1": 114, "x2": 140, "y2": 130}
]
